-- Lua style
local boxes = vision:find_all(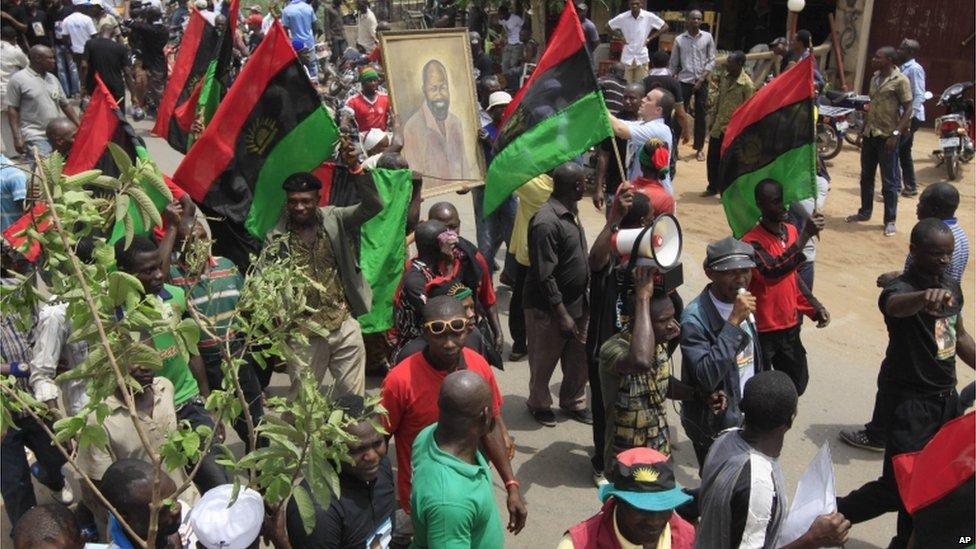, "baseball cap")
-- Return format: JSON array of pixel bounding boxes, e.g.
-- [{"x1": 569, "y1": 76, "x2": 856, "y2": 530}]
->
[
  {"x1": 599, "y1": 448, "x2": 692, "y2": 512},
  {"x1": 703, "y1": 236, "x2": 756, "y2": 271},
  {"x1": 248, "y1": 3, "x2": 261, "y2": 11},
  {"x1": 469, "y1": 31, "x2": 481, "y2": 45},
  {"x1": 189, "y1": 484, "x2": 264, "y2": 549},
  {"x1": 487, "y1": 91, "x2": 513, "y2": 110},
  {"x1": 769, "y1": 36, "x2": 788, "y2": 48}
]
